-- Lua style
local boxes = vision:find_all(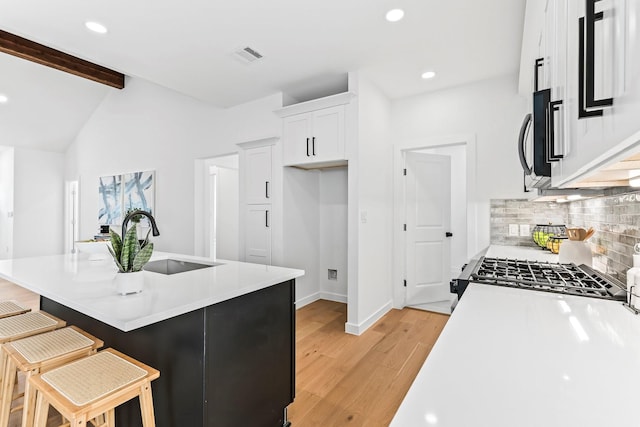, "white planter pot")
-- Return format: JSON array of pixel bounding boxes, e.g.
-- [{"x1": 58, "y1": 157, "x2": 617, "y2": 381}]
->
[{"x1": 114, "y1": 271, "x2": 145, "y2": 295}]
